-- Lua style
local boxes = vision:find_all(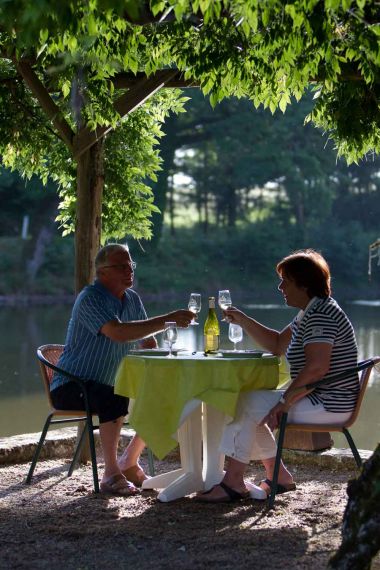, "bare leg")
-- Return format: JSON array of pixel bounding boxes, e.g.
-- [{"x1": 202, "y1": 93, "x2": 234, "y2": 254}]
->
[
  {"x1": 99, "y1": 416, "x2": 124, "y2": 482},
  {"x1": 197, "y1": 457, "x2": 248, "y2": 500},
  {"x1": 260, "y1": 457, "x2": 294, "y2": 493},
  {"x1": 118, "y1": 434, "x2": 146, "y2": 471}
]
